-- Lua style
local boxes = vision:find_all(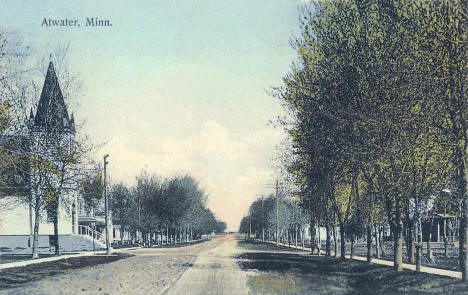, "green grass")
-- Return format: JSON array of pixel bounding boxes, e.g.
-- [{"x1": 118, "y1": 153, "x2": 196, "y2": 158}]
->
[
  {"x1": 237, "y1": 240, "x2": 466, "y2": 295},
  {"x1": 0, "y1": 253, "x2": 132, "y2": 289}
]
